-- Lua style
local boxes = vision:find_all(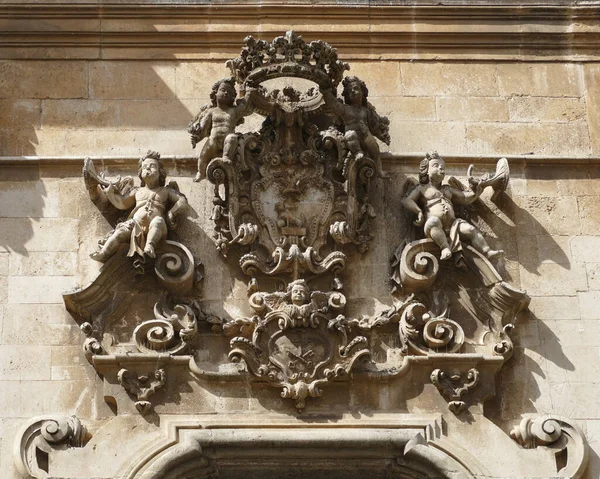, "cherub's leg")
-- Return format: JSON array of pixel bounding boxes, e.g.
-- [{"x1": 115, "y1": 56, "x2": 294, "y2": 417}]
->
[
  {"x1": 144, "y1": 217, "x2": 168, "y2": 258},
  {"x1": 344, "y1": 131, "x2": 363, "y2": 159},
  {"x1": 363, "y1": 134, "x2": 389, "y2": 179},
  {"x1": 458, "y1": 222, "x2": 503, "y2": 260},
  {"x1": 90, "y1": 224, "x2": 131, "y2": 262},
  {"x1": 222, "y1": 133, "x2": 238, "y2": 161},
  {"x1": 425, "y1": 216, "x2": 452, "y2": 260},
  {"x1": 194, "y1": 140, "x2": 220, "y2": 182}
]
